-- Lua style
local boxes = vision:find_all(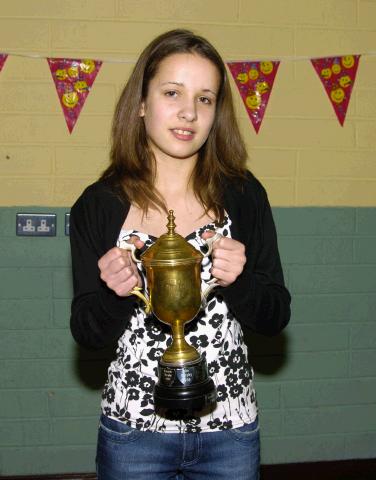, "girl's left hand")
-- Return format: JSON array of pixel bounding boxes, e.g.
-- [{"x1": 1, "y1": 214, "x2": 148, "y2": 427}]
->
[{"x1": 201, "y1": 231, "x2": 246, "y2": 287}]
